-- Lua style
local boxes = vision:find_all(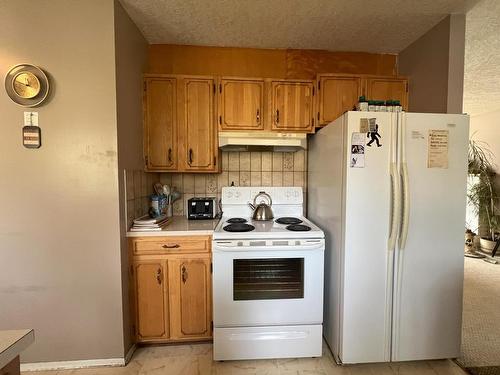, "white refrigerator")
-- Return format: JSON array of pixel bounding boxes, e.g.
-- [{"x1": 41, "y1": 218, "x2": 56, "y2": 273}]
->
[{"x1": 308, "y1": 111, "x2": 469, "y2": 364}]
